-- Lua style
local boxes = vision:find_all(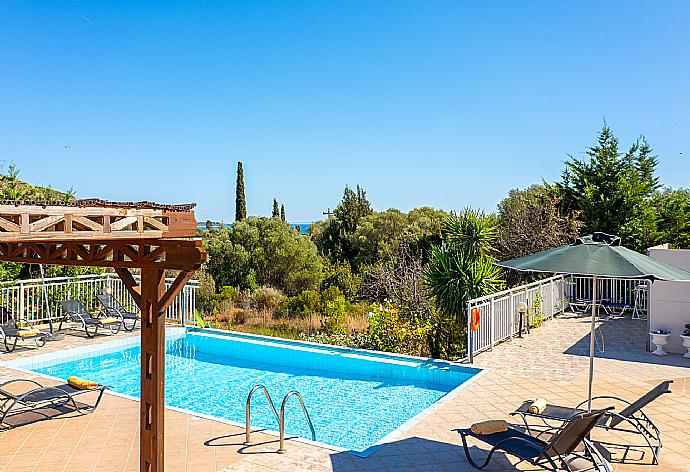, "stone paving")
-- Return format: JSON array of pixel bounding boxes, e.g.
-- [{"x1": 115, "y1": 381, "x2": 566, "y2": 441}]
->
[{"x1": 0, "y1": 314, "x2": 689, "y2": 471}]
